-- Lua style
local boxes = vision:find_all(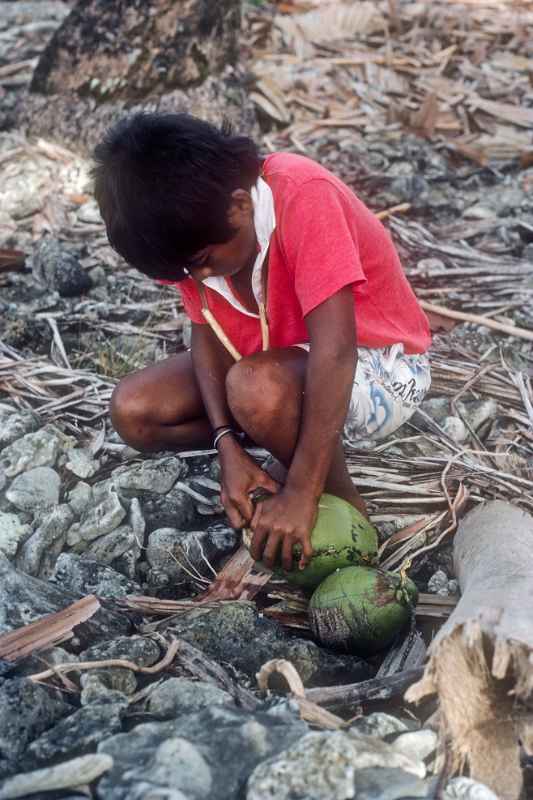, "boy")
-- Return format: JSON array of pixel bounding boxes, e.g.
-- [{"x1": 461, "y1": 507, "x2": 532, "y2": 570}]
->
[{"x1": 93, "y1": 113, "x2": 431, "y2": 572}]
